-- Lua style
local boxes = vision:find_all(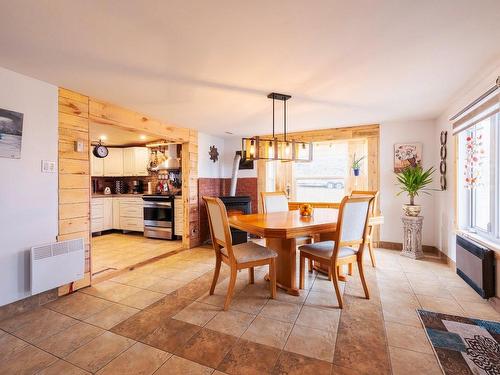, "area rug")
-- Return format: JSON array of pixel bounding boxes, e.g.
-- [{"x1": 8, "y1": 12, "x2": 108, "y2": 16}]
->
[{"x1": 417, "y1": 309, "x2": 500, "y2": 374}]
